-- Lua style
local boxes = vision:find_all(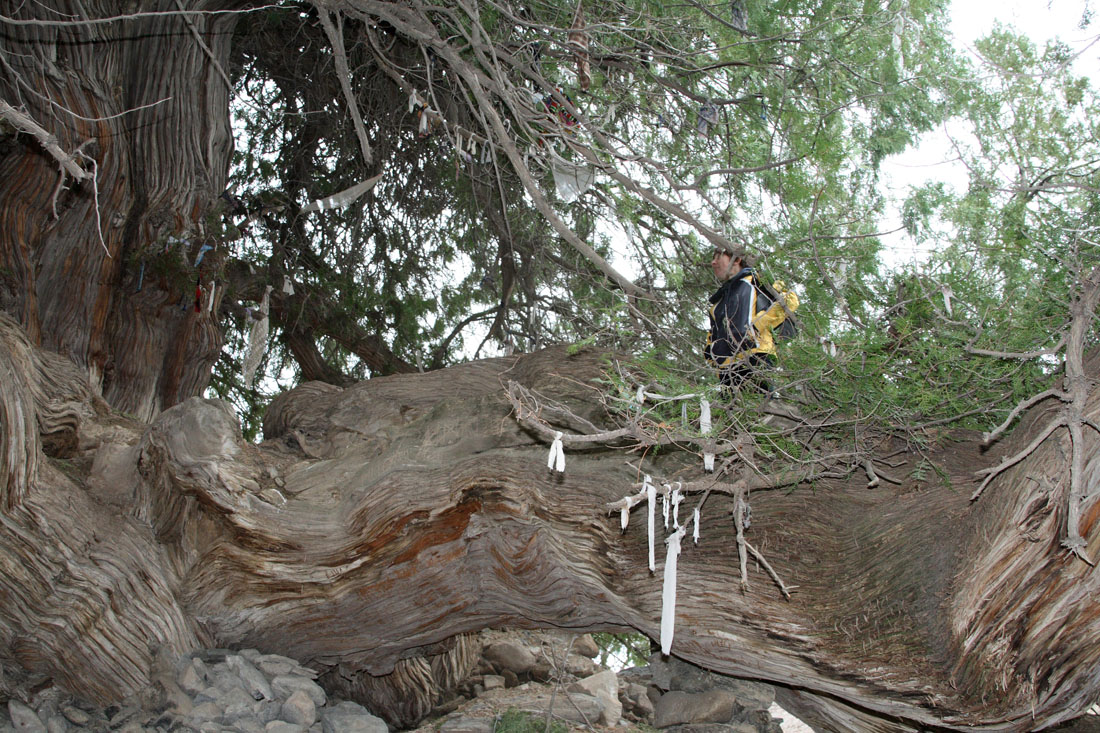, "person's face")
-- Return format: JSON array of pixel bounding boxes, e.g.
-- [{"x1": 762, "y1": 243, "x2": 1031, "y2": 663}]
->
[{"x1": 710, "y1": 250, "x2": 741, "y2": 281}]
